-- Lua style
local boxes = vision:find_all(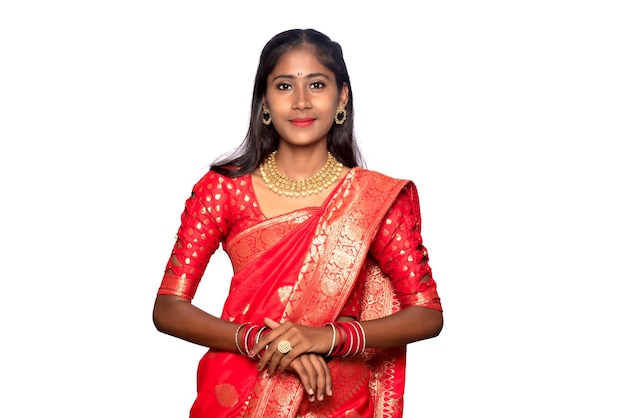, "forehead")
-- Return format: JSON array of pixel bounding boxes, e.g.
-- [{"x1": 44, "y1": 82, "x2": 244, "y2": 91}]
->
[{"x1": 270, "y1": 46, "x2": 333, "y2": 77}]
